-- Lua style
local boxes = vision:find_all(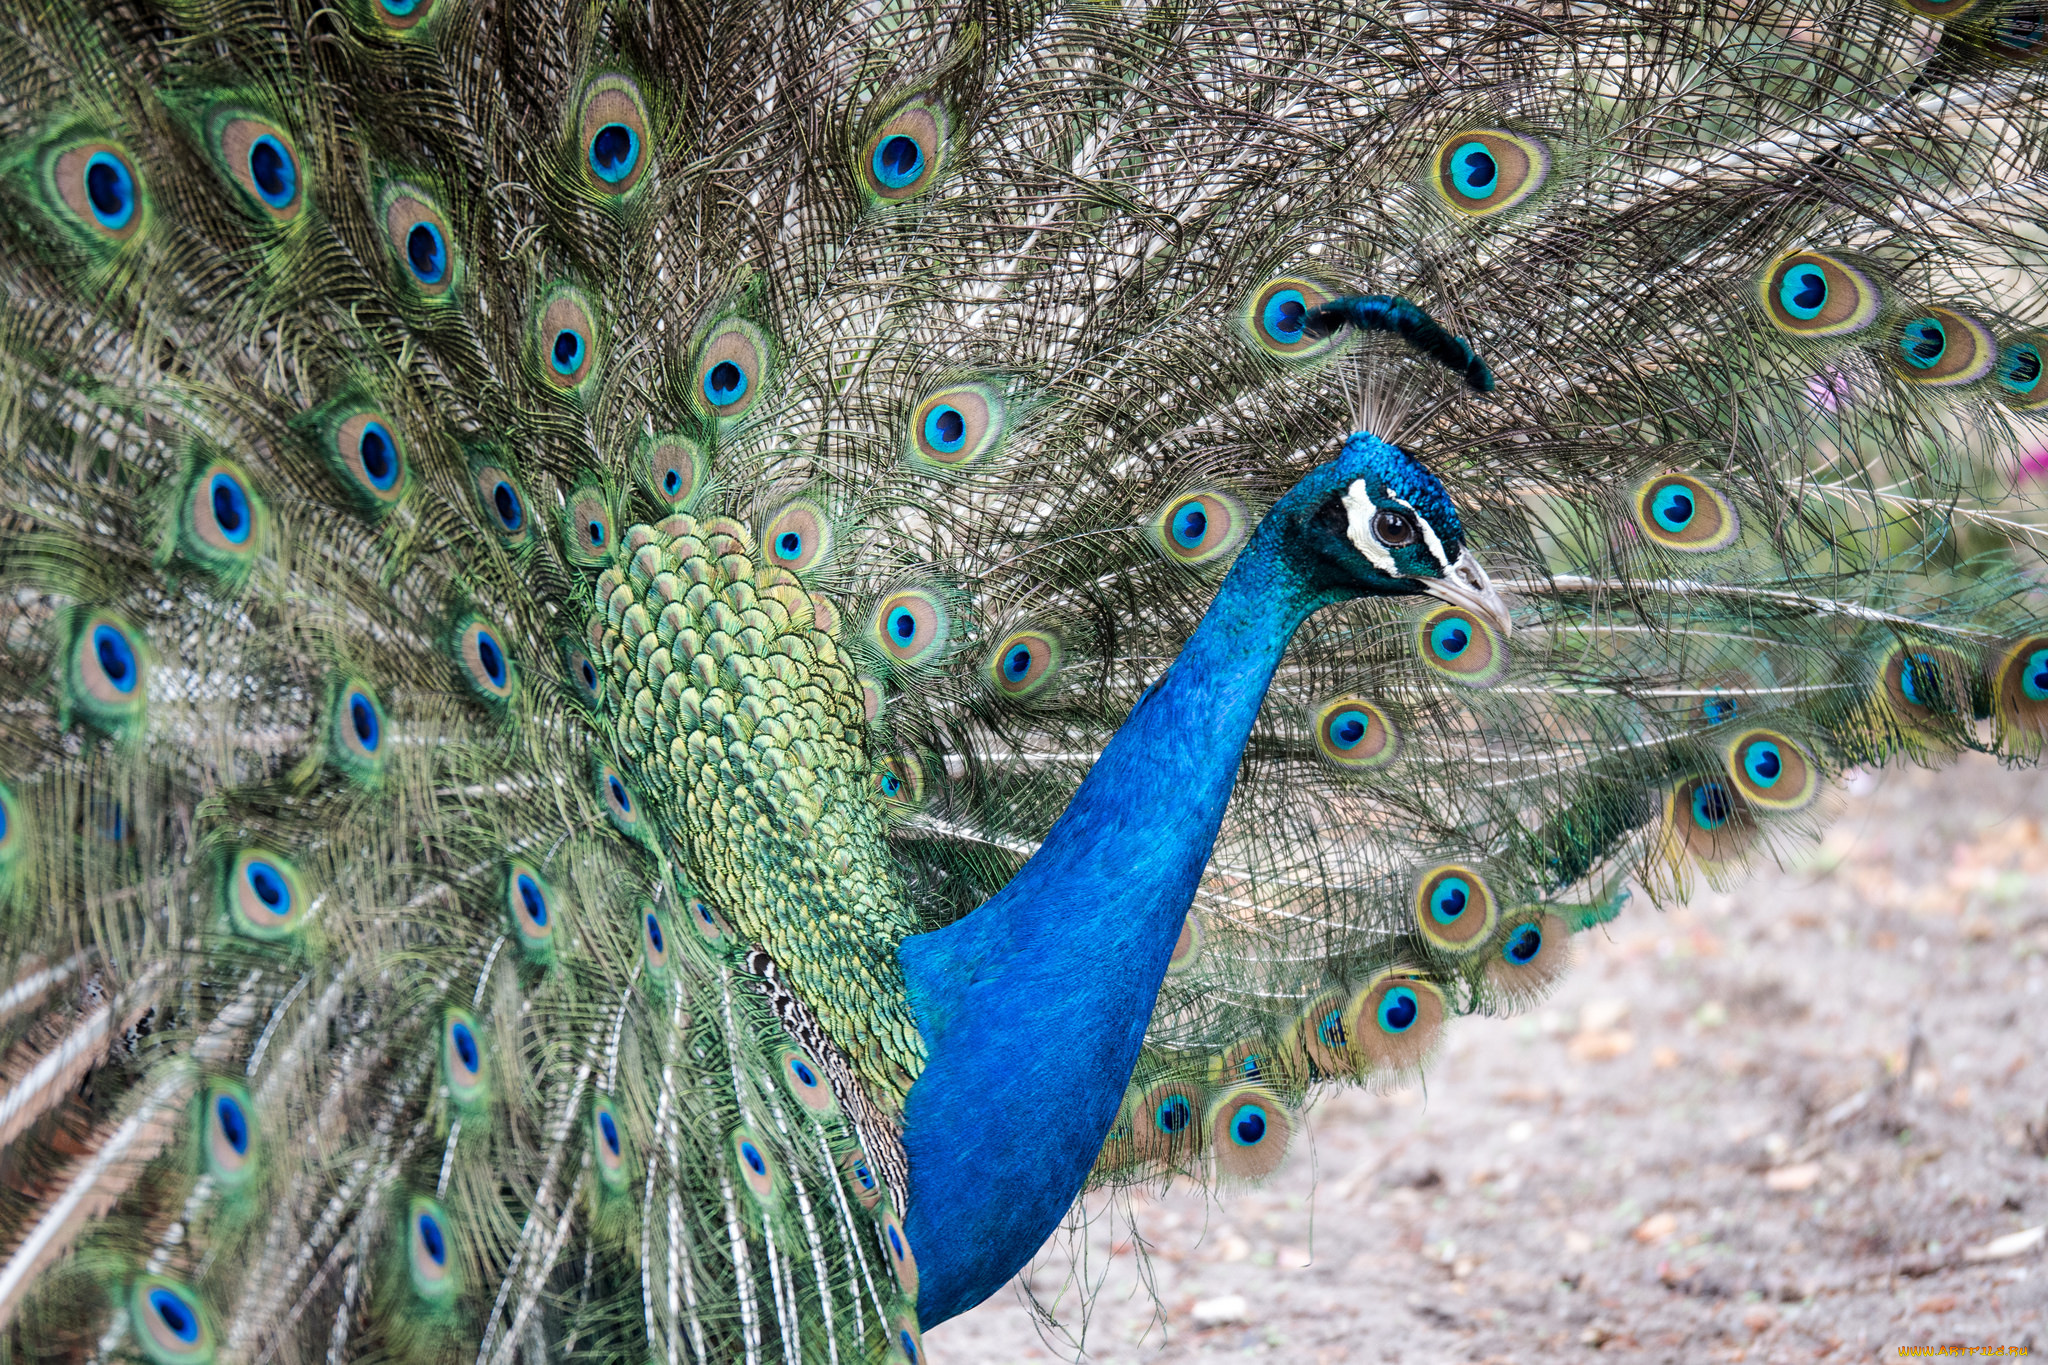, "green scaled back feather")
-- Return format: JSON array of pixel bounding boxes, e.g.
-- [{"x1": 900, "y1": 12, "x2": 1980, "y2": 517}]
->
[{"x1": 2, "y1": 1, "x2": 2047, "y2": 1362}]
